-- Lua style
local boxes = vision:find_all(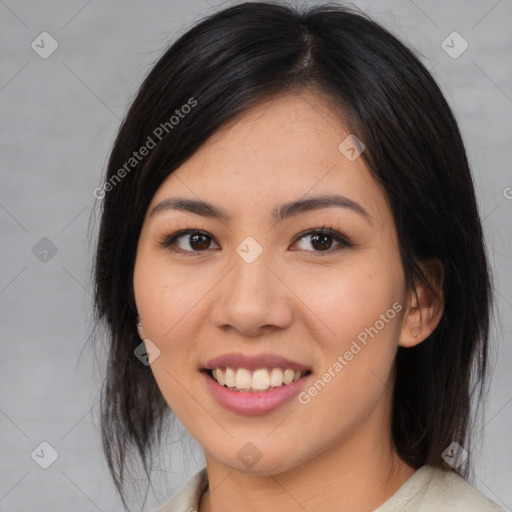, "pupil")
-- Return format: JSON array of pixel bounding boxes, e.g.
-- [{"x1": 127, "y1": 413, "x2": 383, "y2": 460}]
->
[
  {"x1": 312, "y1": 233, "x2": 331, "y2": 251},
  {"x1": 191, "y1": 234, "x2": 209, "y2": 250}
]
